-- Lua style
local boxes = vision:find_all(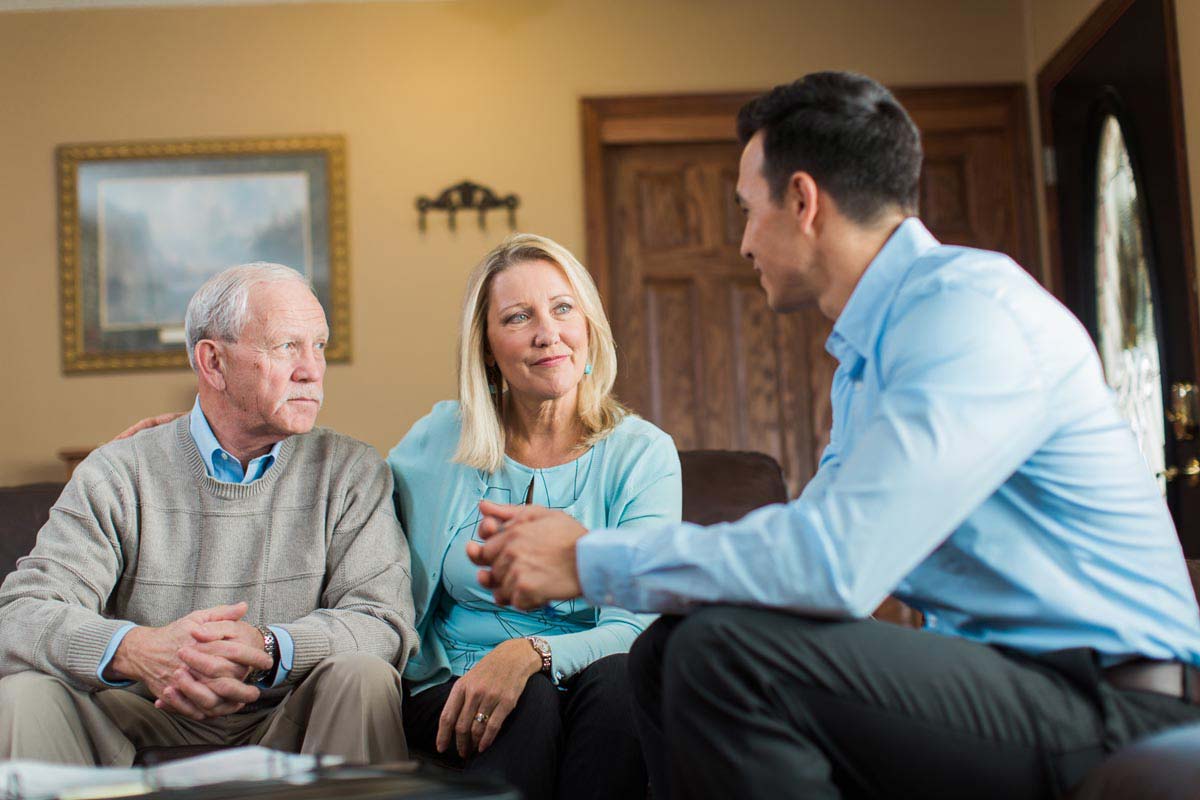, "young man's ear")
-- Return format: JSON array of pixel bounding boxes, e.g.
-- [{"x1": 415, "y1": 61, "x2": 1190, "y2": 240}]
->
[
  {"x1": 194, "y1": 340, "x2": 228, "y2": 392},
  {"x1": 789, "y1": 171, "x2": 821, "y2": 234}
]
